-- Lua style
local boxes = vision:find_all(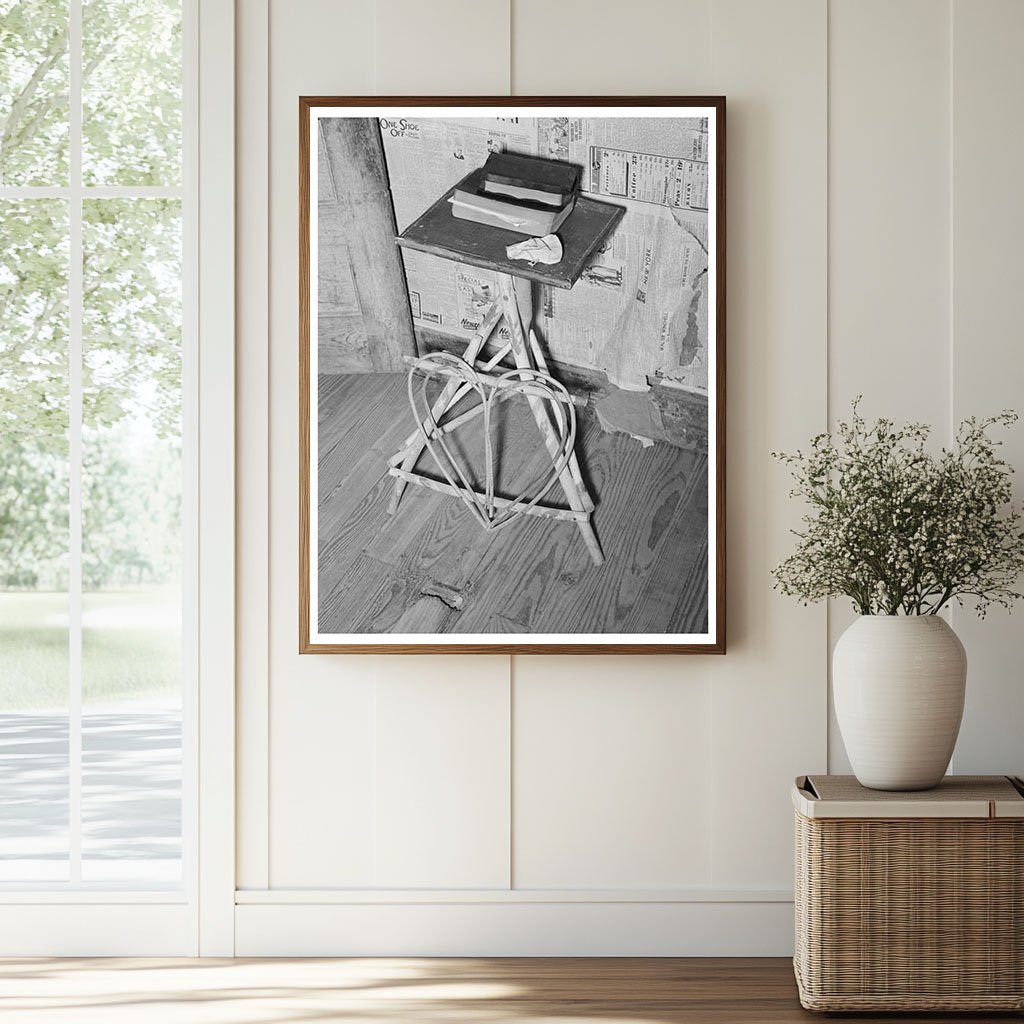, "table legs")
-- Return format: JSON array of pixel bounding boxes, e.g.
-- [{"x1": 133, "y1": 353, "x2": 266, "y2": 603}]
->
[
  {"x1": 495, "y1": 274, "x2": 604, "y2": 566},
  {"x1": 388, "y1": 272, "x2": 605, "y2": 568}
]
